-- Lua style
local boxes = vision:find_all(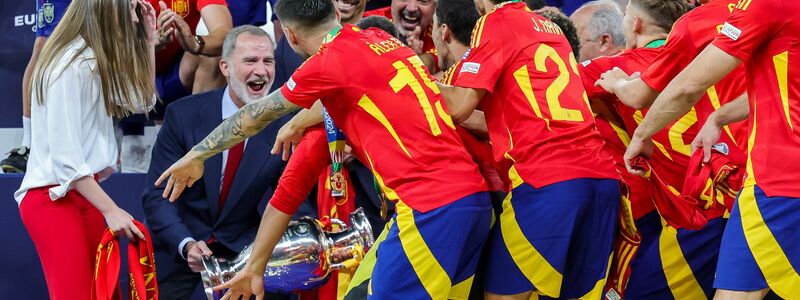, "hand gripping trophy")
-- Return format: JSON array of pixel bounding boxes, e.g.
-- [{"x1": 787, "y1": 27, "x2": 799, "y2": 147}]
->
[{"x1": 200, "y1": 208, "x2": 374, "y2": 299}]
